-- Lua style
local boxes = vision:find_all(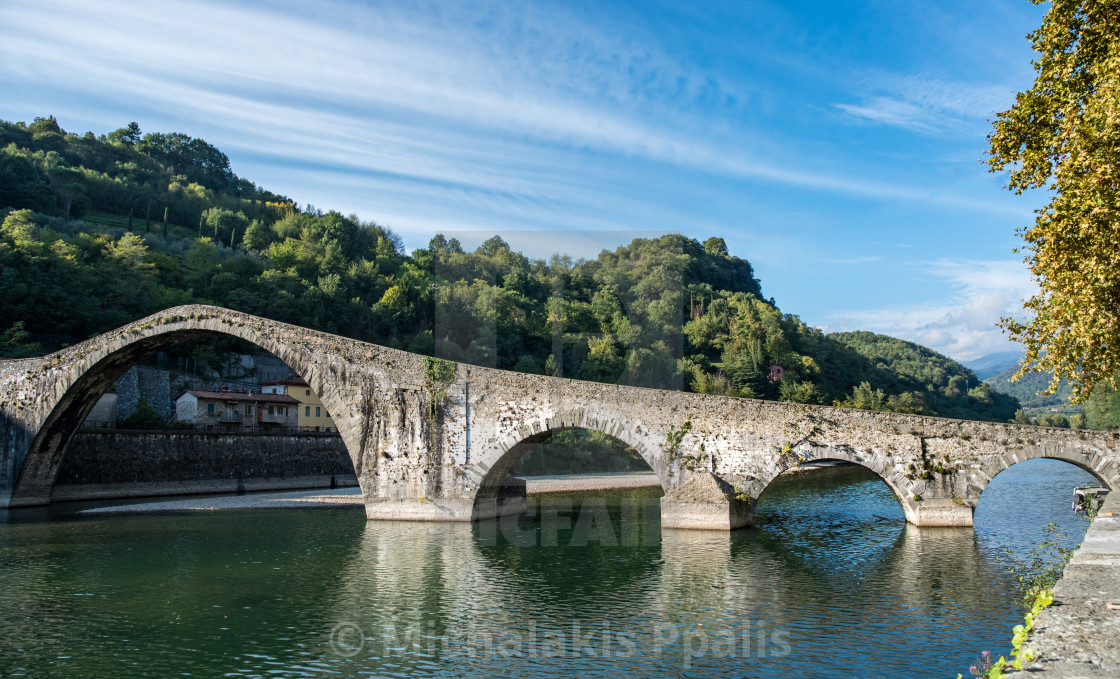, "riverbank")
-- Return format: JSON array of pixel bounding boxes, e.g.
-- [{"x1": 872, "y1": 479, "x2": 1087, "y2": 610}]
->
[
  {"x1": 75, "y1": 472, "x2": 662, "y2": 514},
  {"x1": 521, "y1": 472, "x2": 661, "y2": 493},
  {"x1": 79, "y1": 486, "x2": 365, "y2": 513},
  {"x1": 1005, "y1": 491, "x2": 1120, "y2": 676}
]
